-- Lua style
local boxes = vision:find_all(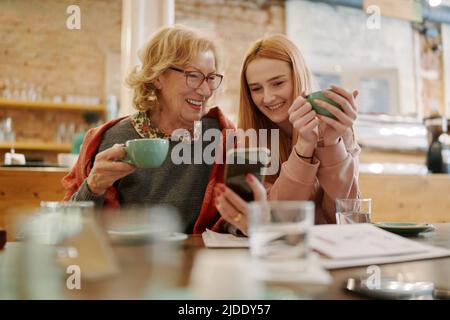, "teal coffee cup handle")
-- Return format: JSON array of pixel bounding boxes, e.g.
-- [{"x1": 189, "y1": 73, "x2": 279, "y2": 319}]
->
[{"x1": 120, "y1": 145, "x2": 134, "y2": 166}]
